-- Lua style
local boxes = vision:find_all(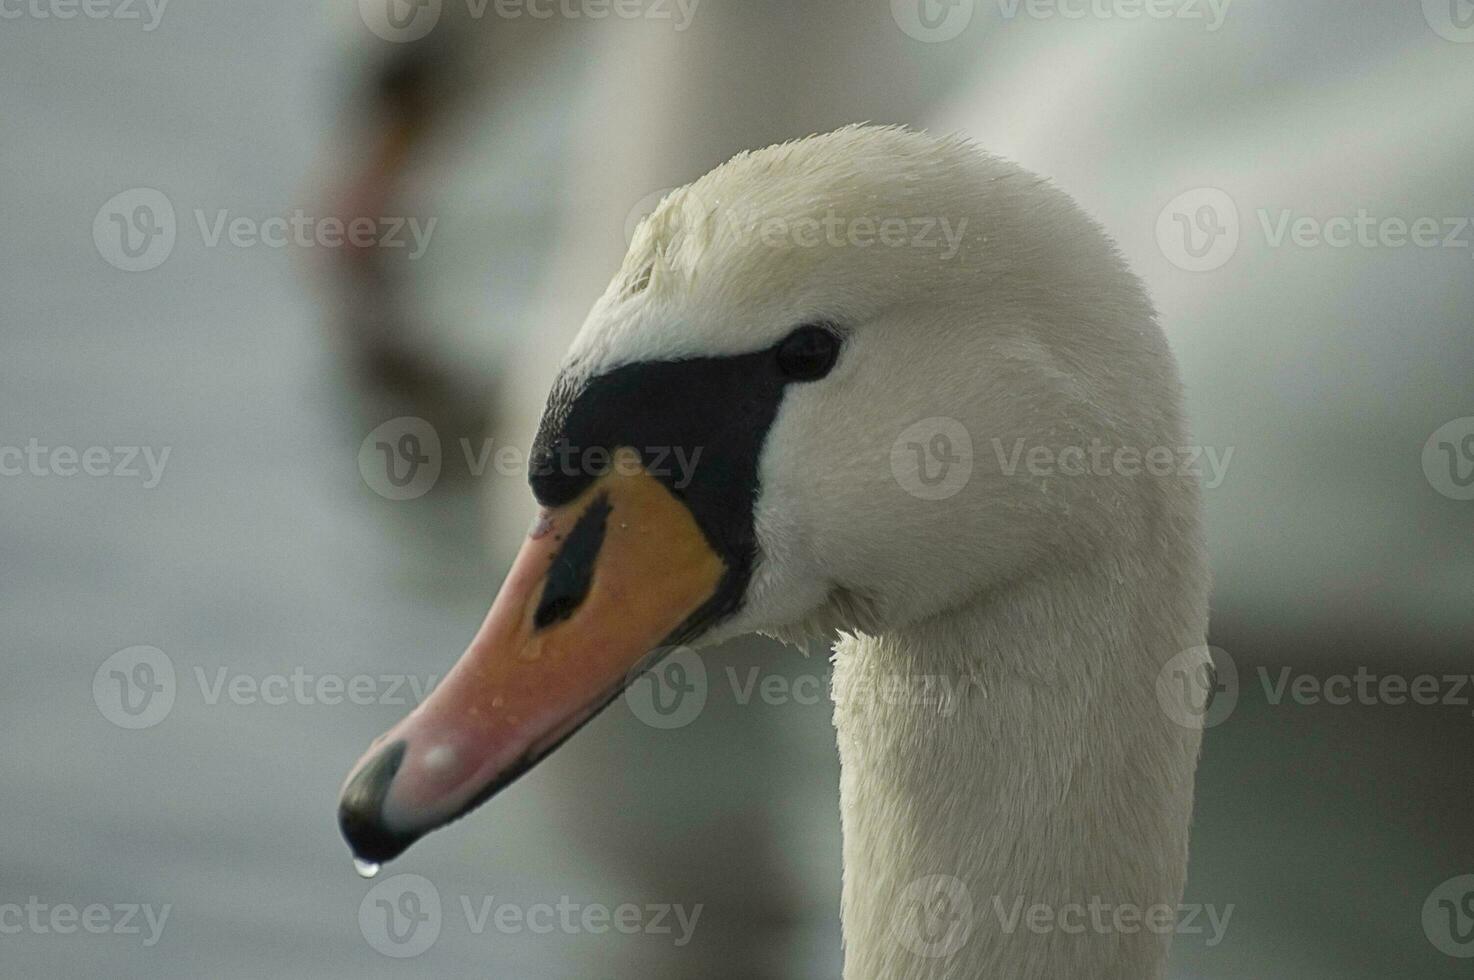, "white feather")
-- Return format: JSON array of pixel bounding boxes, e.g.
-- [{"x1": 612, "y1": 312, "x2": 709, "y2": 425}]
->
[{"x1": 558, "y1": 126, "x2": 1210, "y2": 979}]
